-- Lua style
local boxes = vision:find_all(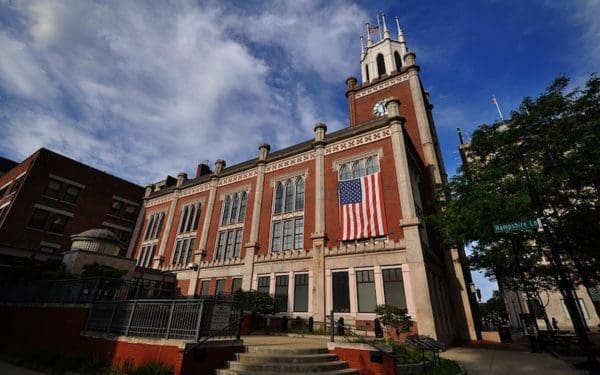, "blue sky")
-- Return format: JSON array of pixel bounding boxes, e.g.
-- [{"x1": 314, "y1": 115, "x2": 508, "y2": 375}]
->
[{"x1": 0, "y1": 0, "x2": 598, "y2": 300}]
